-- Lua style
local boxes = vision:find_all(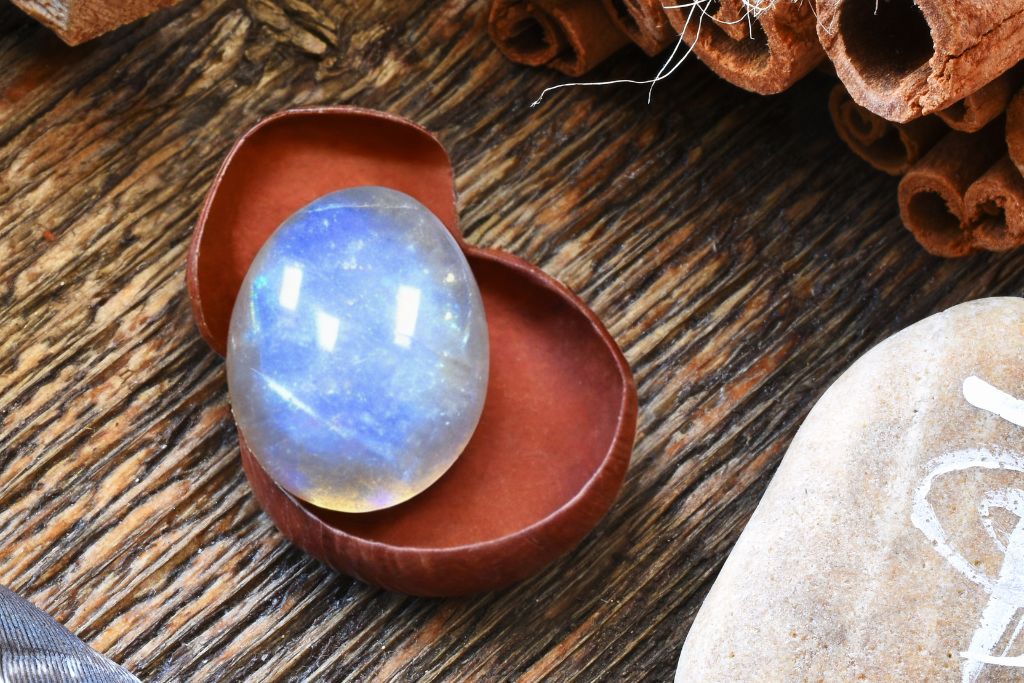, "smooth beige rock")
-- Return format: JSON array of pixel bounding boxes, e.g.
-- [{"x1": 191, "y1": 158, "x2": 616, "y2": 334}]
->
[{"x1": 677, "y1": 297, "x2": 1024, "y2": 683}]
